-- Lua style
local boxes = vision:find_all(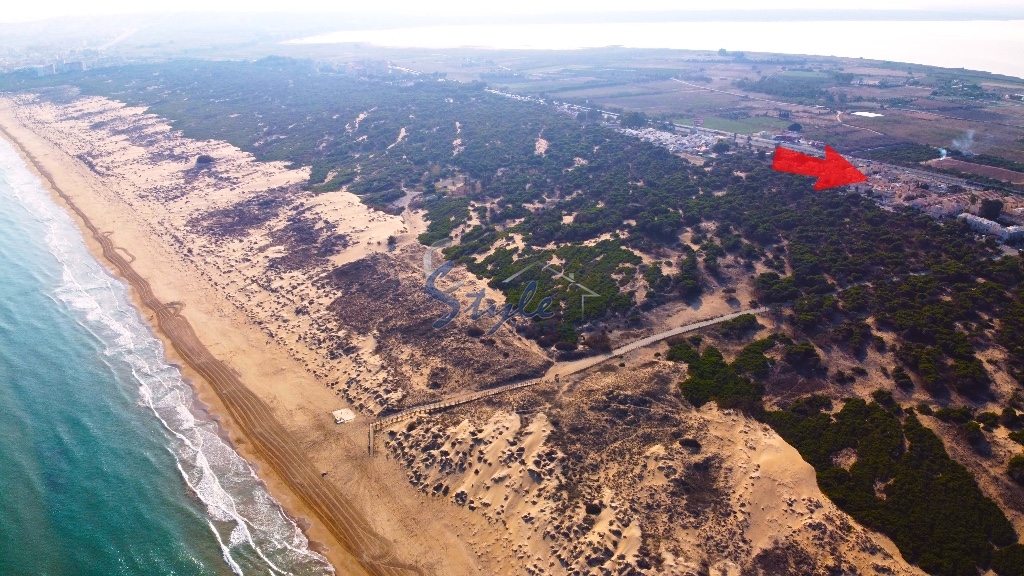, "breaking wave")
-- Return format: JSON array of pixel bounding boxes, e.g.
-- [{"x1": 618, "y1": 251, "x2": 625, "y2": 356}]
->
[{"x1": 0, "y1": 137, "x2": 333, "y2": 576}]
